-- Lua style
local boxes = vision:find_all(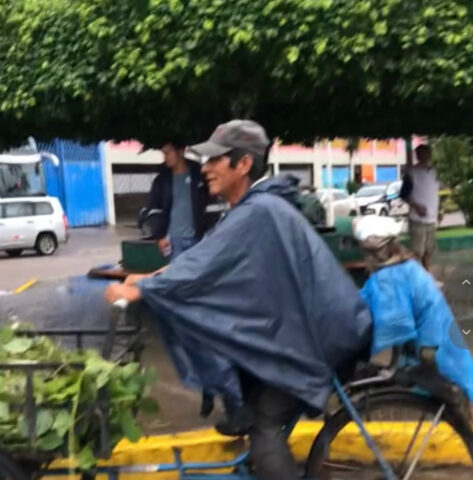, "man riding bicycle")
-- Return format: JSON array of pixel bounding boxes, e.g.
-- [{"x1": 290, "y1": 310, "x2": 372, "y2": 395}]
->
[{"x1": 105, "y1": 120, "x2": 372, "y2": 480}]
